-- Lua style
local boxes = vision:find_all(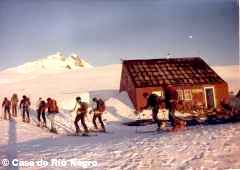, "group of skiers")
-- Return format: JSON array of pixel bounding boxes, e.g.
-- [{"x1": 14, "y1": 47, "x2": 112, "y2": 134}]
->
[
  {"x1": 71, "y1": 96, "x2": 106, "y2": 135},
  {"x1": 2, "y1": 94, "x2": 31, "y2": 122},
  {"x1": 2, "y1": 85, "x2": 177, "y2": 134},
  {"x1": 36, "y1": 97, "x2": 59, "y2": 133},
  {"x1": 1, "y1": 93, "x2": 106, "y2": 135},
  {"x1": 1, "y1": 94, "x2": 59, "y2": 133}
]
